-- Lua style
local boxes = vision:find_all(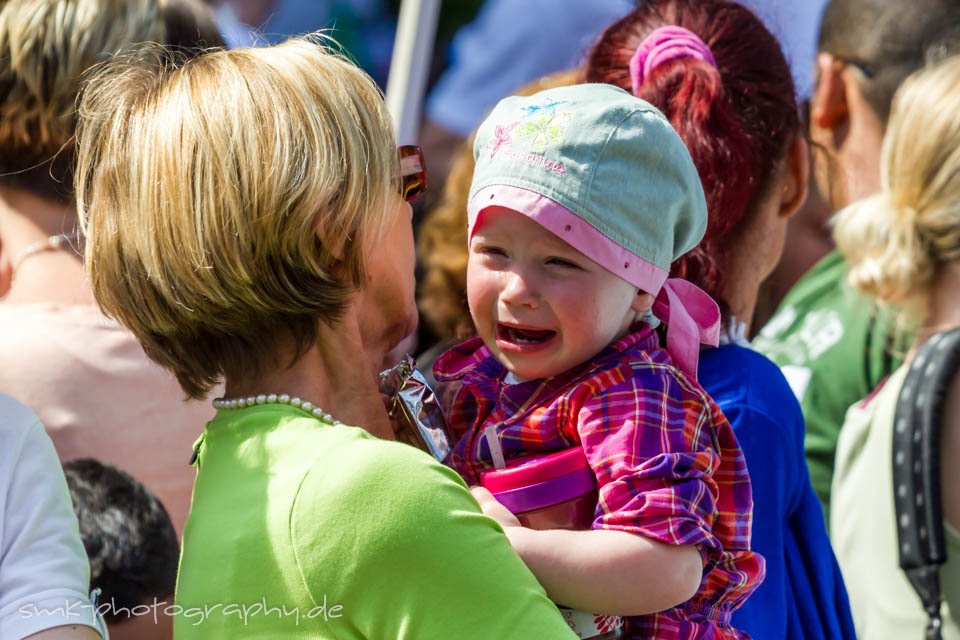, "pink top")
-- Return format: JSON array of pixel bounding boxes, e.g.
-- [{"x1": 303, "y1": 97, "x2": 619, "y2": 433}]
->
[{"x1": 0, "y1": 303, "x2": 217, "y2": 533}]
